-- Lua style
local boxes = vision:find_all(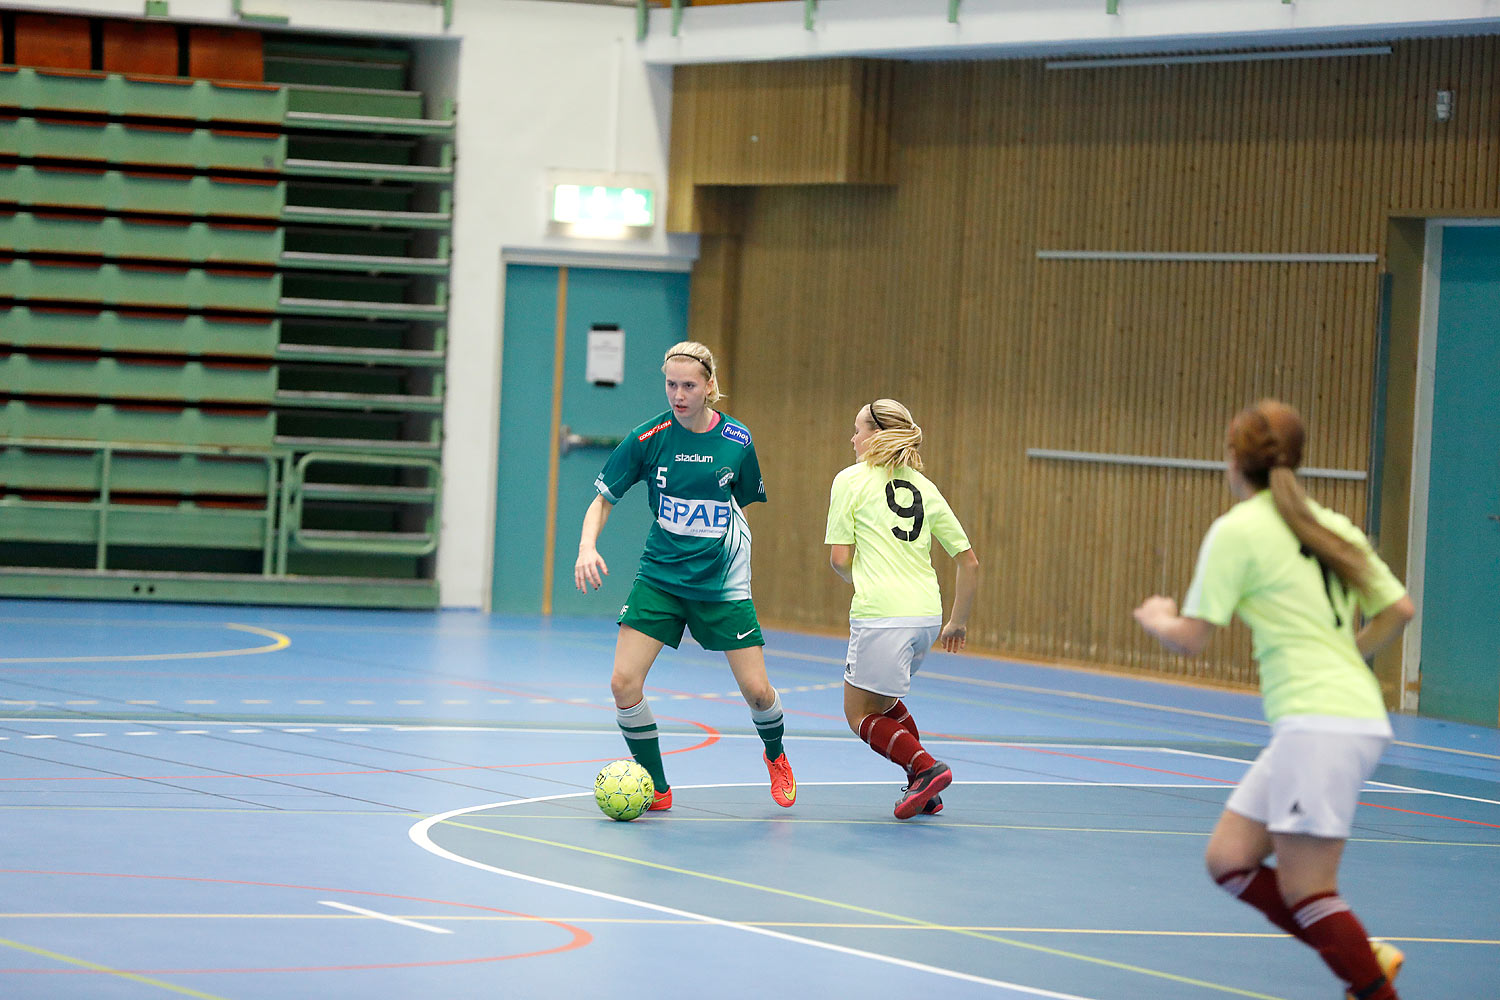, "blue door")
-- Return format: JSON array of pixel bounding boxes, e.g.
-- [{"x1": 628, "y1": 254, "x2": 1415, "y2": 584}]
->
[
  {"x1": 492, "y1": 264, "x2": 690, "y2": 617},
  {"x1": 1419, "y1": 226, "x2": 1500, "y2": 726}
]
